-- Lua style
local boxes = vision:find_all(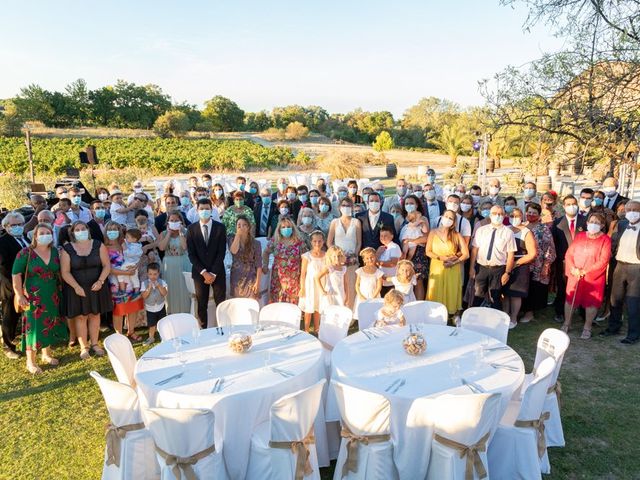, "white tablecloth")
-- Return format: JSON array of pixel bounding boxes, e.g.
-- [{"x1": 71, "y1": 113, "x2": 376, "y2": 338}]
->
[
  {"x1": 135, "y1": 326, "x2": 327, "y2": 479},
  {"x1": 330, "y1": 324, "x2": 524, "y2": 478}
]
